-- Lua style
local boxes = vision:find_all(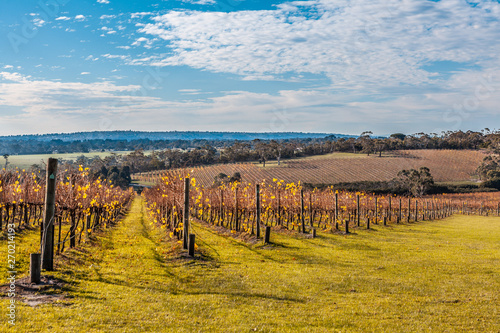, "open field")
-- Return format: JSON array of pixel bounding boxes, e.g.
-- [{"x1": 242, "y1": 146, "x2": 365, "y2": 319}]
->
[
  {"x1": 138, "y1": 149, "x2": 486, "y2": 187},
  {"x1": 3, "y1": 151, "x2": 135, "y2": 170},
  {"x1": 2, "y1": 196, "x2": 499, "y2": 332}
]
